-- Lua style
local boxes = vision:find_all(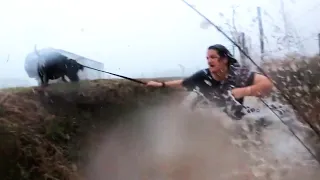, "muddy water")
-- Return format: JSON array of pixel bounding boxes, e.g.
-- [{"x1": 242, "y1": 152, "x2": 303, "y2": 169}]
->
[{"x1": 83, "y1": 94, "x2": 320, "y2": 180}]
